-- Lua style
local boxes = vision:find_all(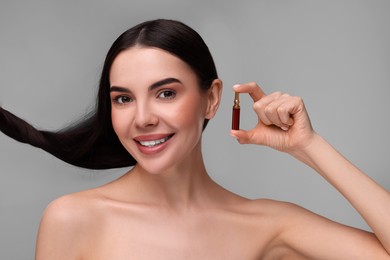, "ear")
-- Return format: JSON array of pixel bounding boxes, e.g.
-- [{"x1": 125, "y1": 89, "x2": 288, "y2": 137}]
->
[{"x1": 205, "y1": 79, "x2": 223, "y2": 119}]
